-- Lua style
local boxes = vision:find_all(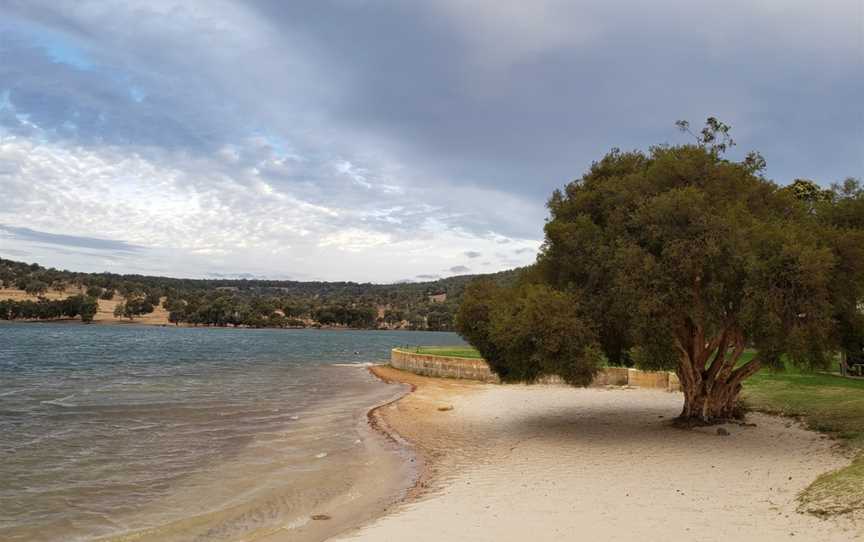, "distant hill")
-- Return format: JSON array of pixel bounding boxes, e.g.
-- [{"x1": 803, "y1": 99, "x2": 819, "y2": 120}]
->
[{"x1": 0, "y1": 258, "x2": 522, "y2": 330}]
